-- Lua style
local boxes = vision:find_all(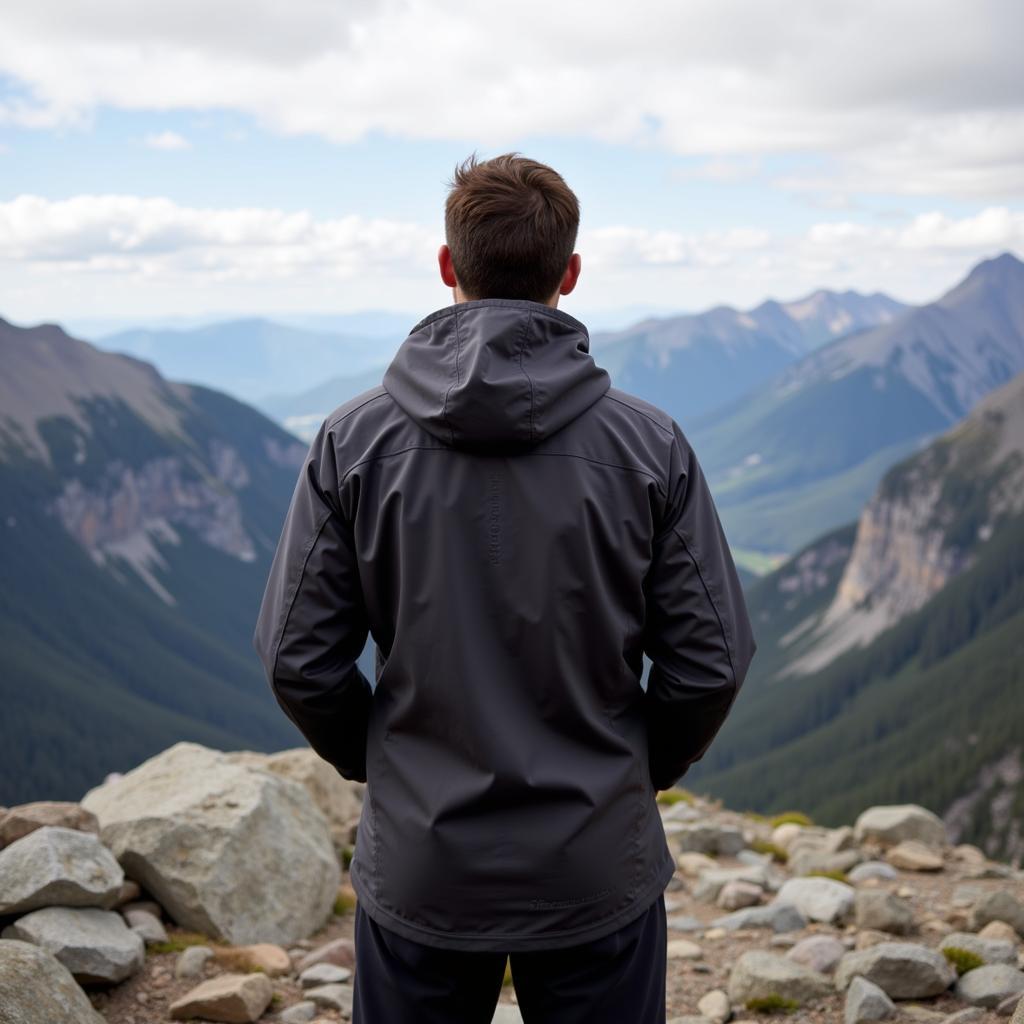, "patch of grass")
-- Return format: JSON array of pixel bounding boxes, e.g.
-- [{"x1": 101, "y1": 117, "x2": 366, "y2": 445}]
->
[
  {"x1": 656, "y1": 788, "x2": 695, "y2": 806},
  {"x1": 744, "y1": 810, "x2": 771, "y2": 824},
  {"x1": 806, "y1": 868, "x2": 847, "y2": 883},
  {"x1": 942, "y1": 946, "x2": 984, "y2": 975},
  {"x1": 745, "y1": 993, "x2": 799, "y2": 1014},
  {"x1": 146, "y1": 931, "x2": 223, "y2": 955},
  {"x1": 334, "y1": 888, "x2": 358, "y2": 915},
  {"x1": 341, "y1": 844, "x2": 355, "y2": 869},
  {"x1": 503, "y1": 959, "x2": 513, "y2": 986},
  {"x1": 769, "y1": 811, "x2": 813, "y2": 828},
  {"x1": 749, "y1": 838, "x2": 789, "y2": 863}
]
